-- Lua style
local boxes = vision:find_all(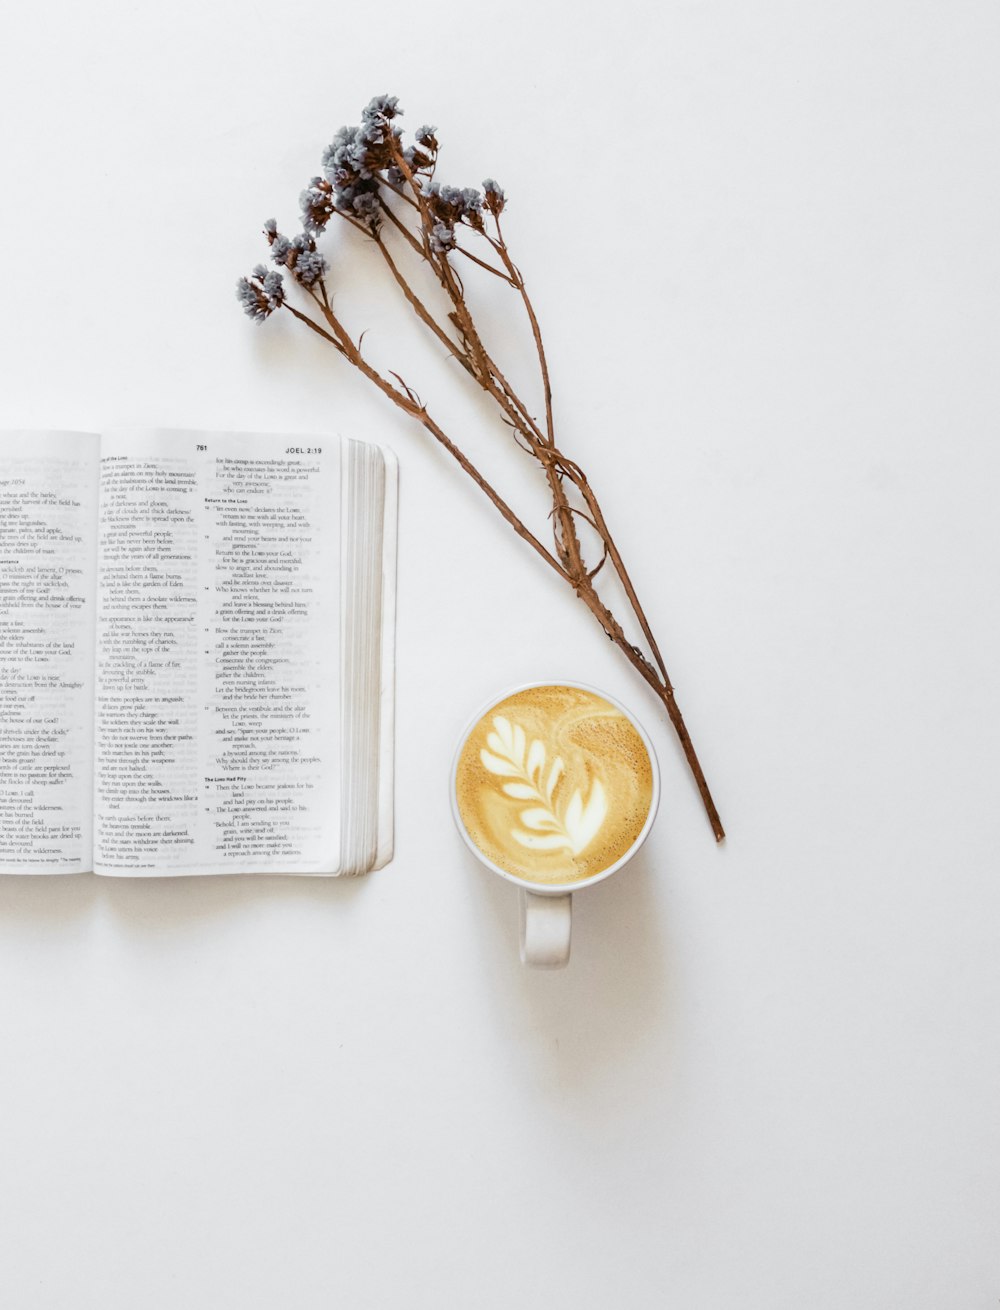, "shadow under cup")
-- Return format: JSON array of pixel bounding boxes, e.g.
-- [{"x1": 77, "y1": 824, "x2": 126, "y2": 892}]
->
[{"x1": 450, "y1": 682, "x2": 660, "y2": 968}]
